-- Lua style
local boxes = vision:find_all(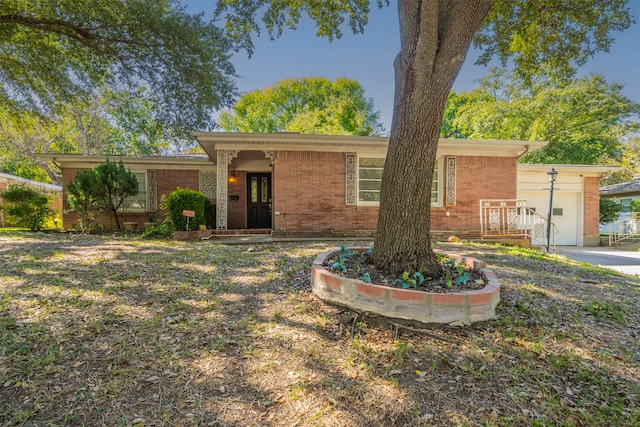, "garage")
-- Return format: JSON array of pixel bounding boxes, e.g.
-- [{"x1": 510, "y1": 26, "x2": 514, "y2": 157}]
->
[
  {"x1": 522, "y1": 191, "x2": 580, "y2": 246},
  {"x1": 516, "y1": 164, "x2": 619, "y2": 248}
]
